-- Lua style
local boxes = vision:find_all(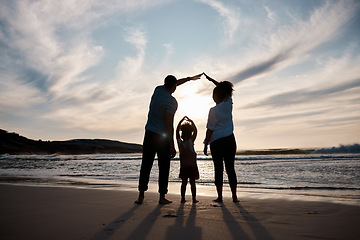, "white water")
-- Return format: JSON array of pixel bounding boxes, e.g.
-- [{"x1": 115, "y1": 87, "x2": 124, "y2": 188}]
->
[{"x1": 1, "y1": 153, "x2": 359, "y2": 205}]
